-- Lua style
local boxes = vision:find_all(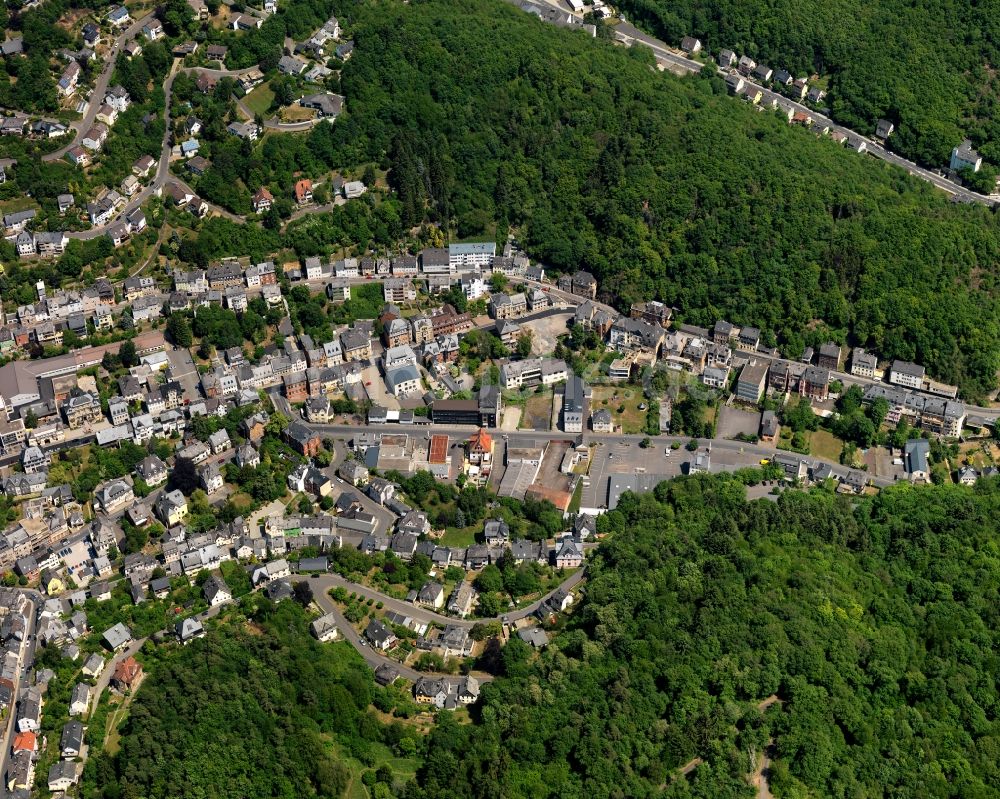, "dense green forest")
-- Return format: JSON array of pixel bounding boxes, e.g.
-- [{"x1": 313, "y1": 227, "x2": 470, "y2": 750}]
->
[
  {"x1": 409, "y1": 476, "x2": 1000, "y2": 798},
  {"x1": 616, "y1": 0, "x2": 1000, "y2": 170},
  {"x1": 98, "y1": 476, "x2": 1000, "y2": 798},
  {"x1": 86, "y1": 600, "x2": 421, "y2": 799},
  {"x1": 323, "y1": 0, "x2": 1000, "y2": 398}
]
